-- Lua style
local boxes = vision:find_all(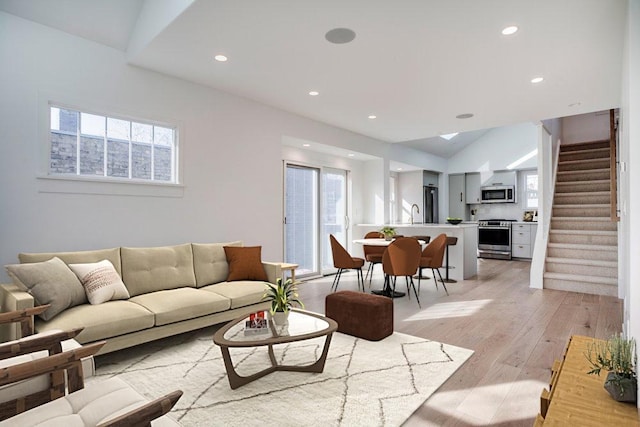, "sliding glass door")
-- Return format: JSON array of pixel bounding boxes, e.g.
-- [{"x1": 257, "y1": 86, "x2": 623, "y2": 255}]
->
[
  {"x1": 321, "y1": 168, "x2": 348, "y2": 274},
  {"x1": 285, "y1": 164, "x2": 320, "y2": 277},
  {"x1": 284, "y1": 163, "x2": 348, "y2": 278}
]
